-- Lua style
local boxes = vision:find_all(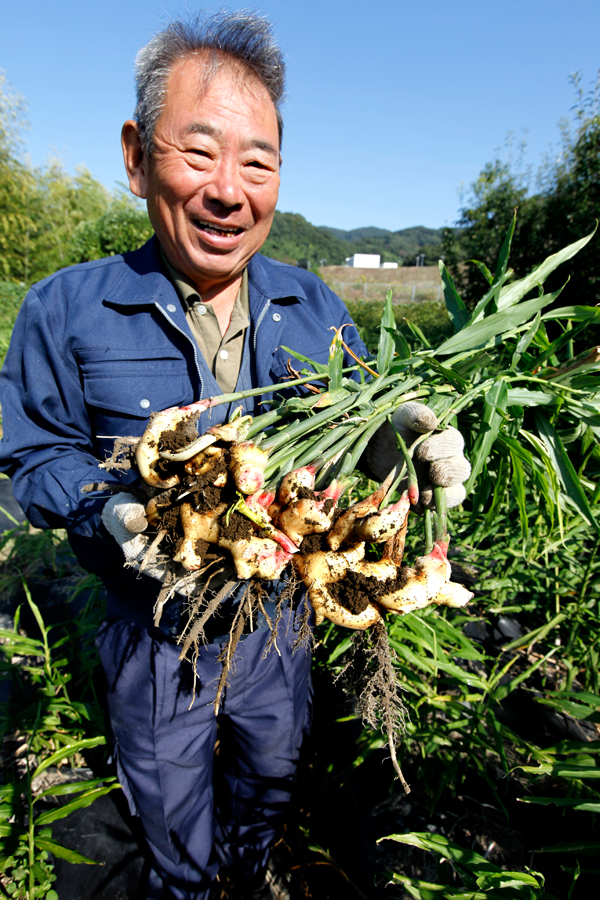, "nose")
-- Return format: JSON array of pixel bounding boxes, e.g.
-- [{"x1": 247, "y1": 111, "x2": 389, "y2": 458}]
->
[{"x1": 204, "y1": 155, "x2": 244, "y2": 211}]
